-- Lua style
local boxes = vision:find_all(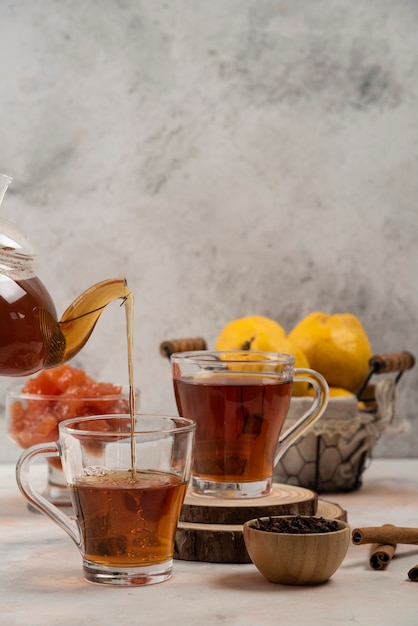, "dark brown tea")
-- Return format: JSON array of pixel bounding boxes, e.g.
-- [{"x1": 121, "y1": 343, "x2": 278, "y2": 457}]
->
[
  {"x1": 70, "y1": 469, "x2": 187, "y2": 567},
  {"x1": 0, "y1": 275, "x2": 57, "y2": 376},
  {"x1": 174, "y1": 372, "x2": 292, "y2": 483}
]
